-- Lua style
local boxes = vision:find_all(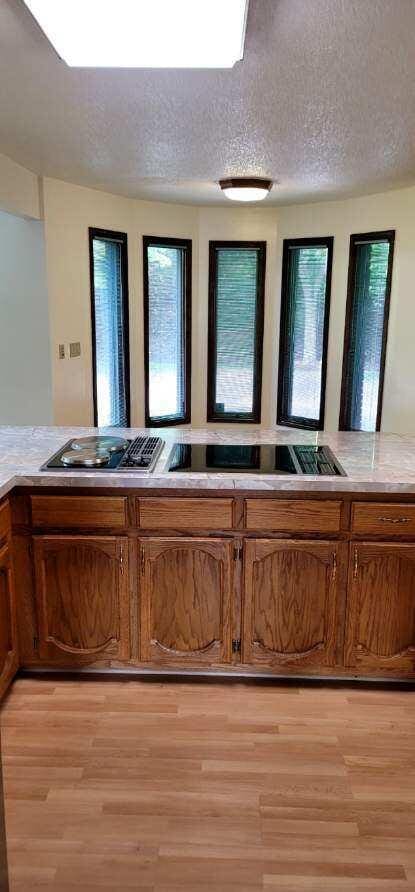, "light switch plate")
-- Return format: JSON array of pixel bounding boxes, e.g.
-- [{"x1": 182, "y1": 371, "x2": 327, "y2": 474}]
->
[
  {"x1": 69, "y1": 342, "x2": 81, "y2": 358},
  {"x1": 58, "y1": 344, "x2": 65, "y2": 359}
]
